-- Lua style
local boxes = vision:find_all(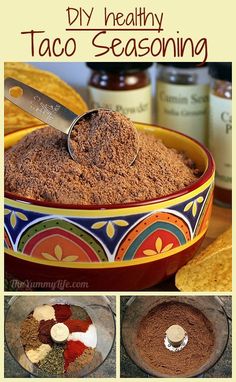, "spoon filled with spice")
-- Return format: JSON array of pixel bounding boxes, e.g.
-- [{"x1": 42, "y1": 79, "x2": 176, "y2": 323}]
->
[{"x1": 4, "y1": 77, "x2": 139, "y2": 169}]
